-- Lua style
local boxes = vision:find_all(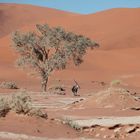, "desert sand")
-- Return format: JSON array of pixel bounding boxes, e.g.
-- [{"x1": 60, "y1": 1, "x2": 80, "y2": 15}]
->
[{"x1": 0, "y1": 3, "x2": 140, "y2": 140}]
